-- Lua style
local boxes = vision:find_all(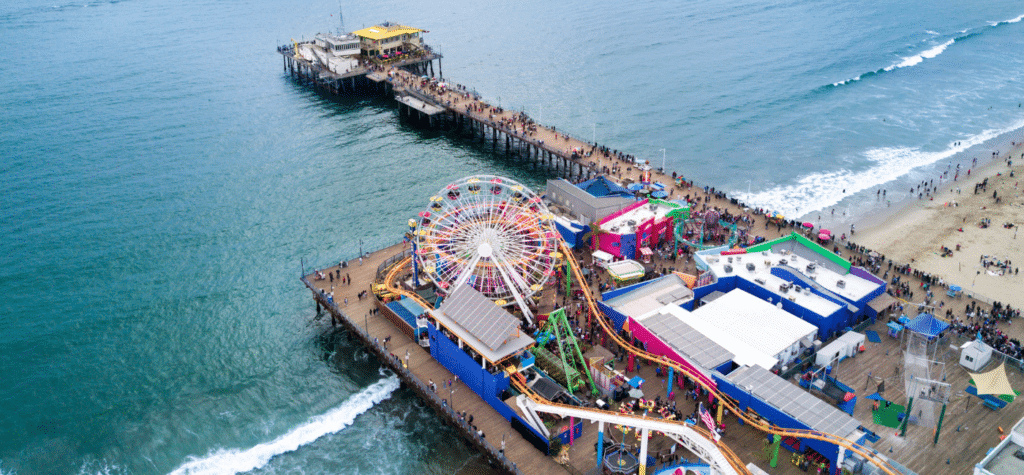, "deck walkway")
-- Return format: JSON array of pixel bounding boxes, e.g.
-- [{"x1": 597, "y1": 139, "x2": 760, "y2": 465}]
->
[{"x1": 302, "y1": 243, "x2": 570, "y2": 475}]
